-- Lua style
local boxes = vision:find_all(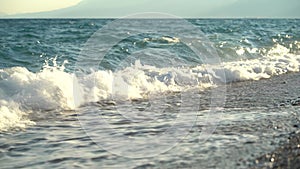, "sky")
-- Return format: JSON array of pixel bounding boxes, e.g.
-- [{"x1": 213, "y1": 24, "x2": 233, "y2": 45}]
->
[
  {"x1": 0, "y1": 0, "x2": 81, "y2": 15},
  {"x1": 0, "y1": 0, "x2": 299, "y2": 18}
]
